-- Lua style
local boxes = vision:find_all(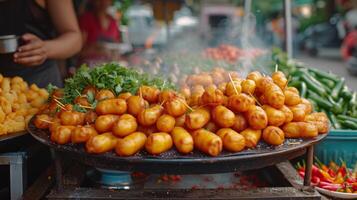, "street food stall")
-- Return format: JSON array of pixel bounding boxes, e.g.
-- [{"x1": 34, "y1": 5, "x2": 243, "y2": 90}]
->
[{"x1": 0, "y1": 0, "x2": 356, "y2": 200}]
